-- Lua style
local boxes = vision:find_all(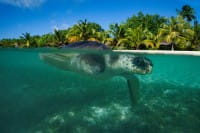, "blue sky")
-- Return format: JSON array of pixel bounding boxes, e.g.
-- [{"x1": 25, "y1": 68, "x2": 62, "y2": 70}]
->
[{"x1": 0, "y1": 0, "x2": 200, "y2": 39}]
